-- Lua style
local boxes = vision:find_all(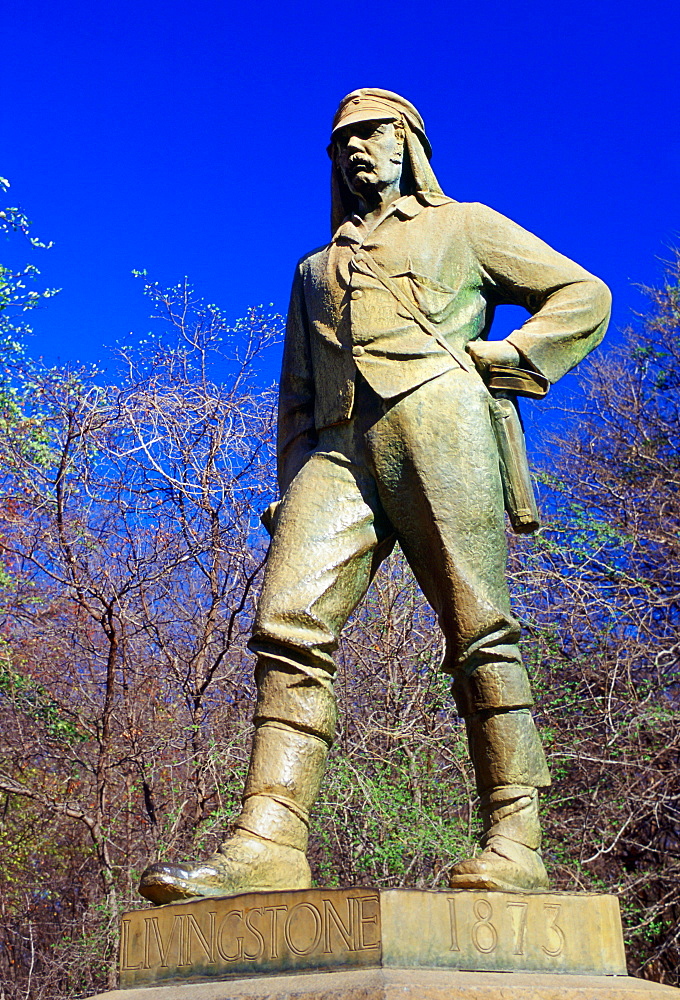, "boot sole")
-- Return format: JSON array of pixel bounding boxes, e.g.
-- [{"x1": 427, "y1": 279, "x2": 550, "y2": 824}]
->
[
  {"x1": 140, "y1": 872, "x2": 312, "y2": 906},
  {"x1": 448, "y1": 873, "x2": 549, "y2": 893}
]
